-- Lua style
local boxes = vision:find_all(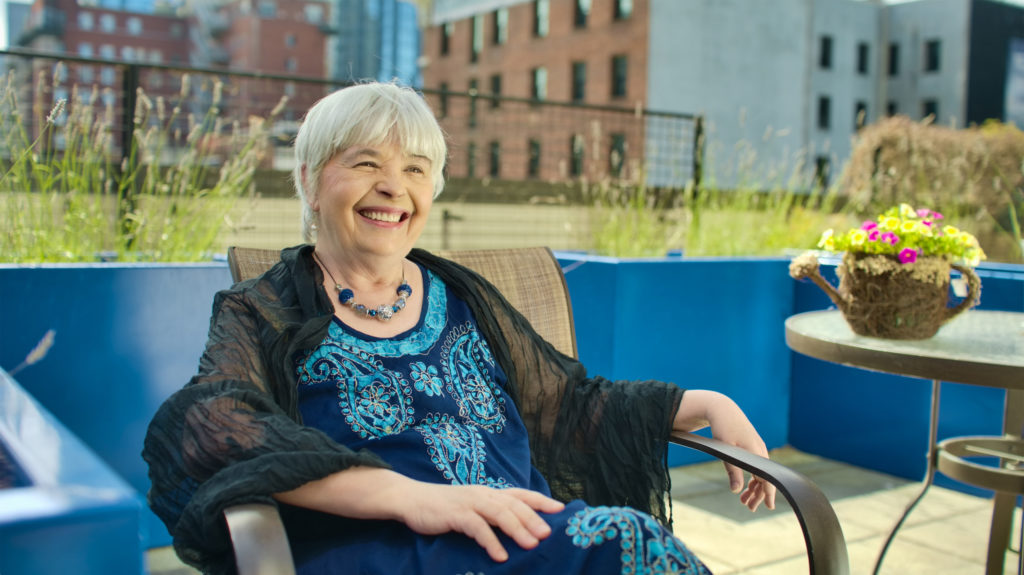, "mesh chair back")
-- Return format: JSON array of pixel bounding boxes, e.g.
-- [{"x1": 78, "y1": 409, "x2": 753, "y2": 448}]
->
[{"x1": 227, "y1": 246, "x2": 578, "y2": 359}]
